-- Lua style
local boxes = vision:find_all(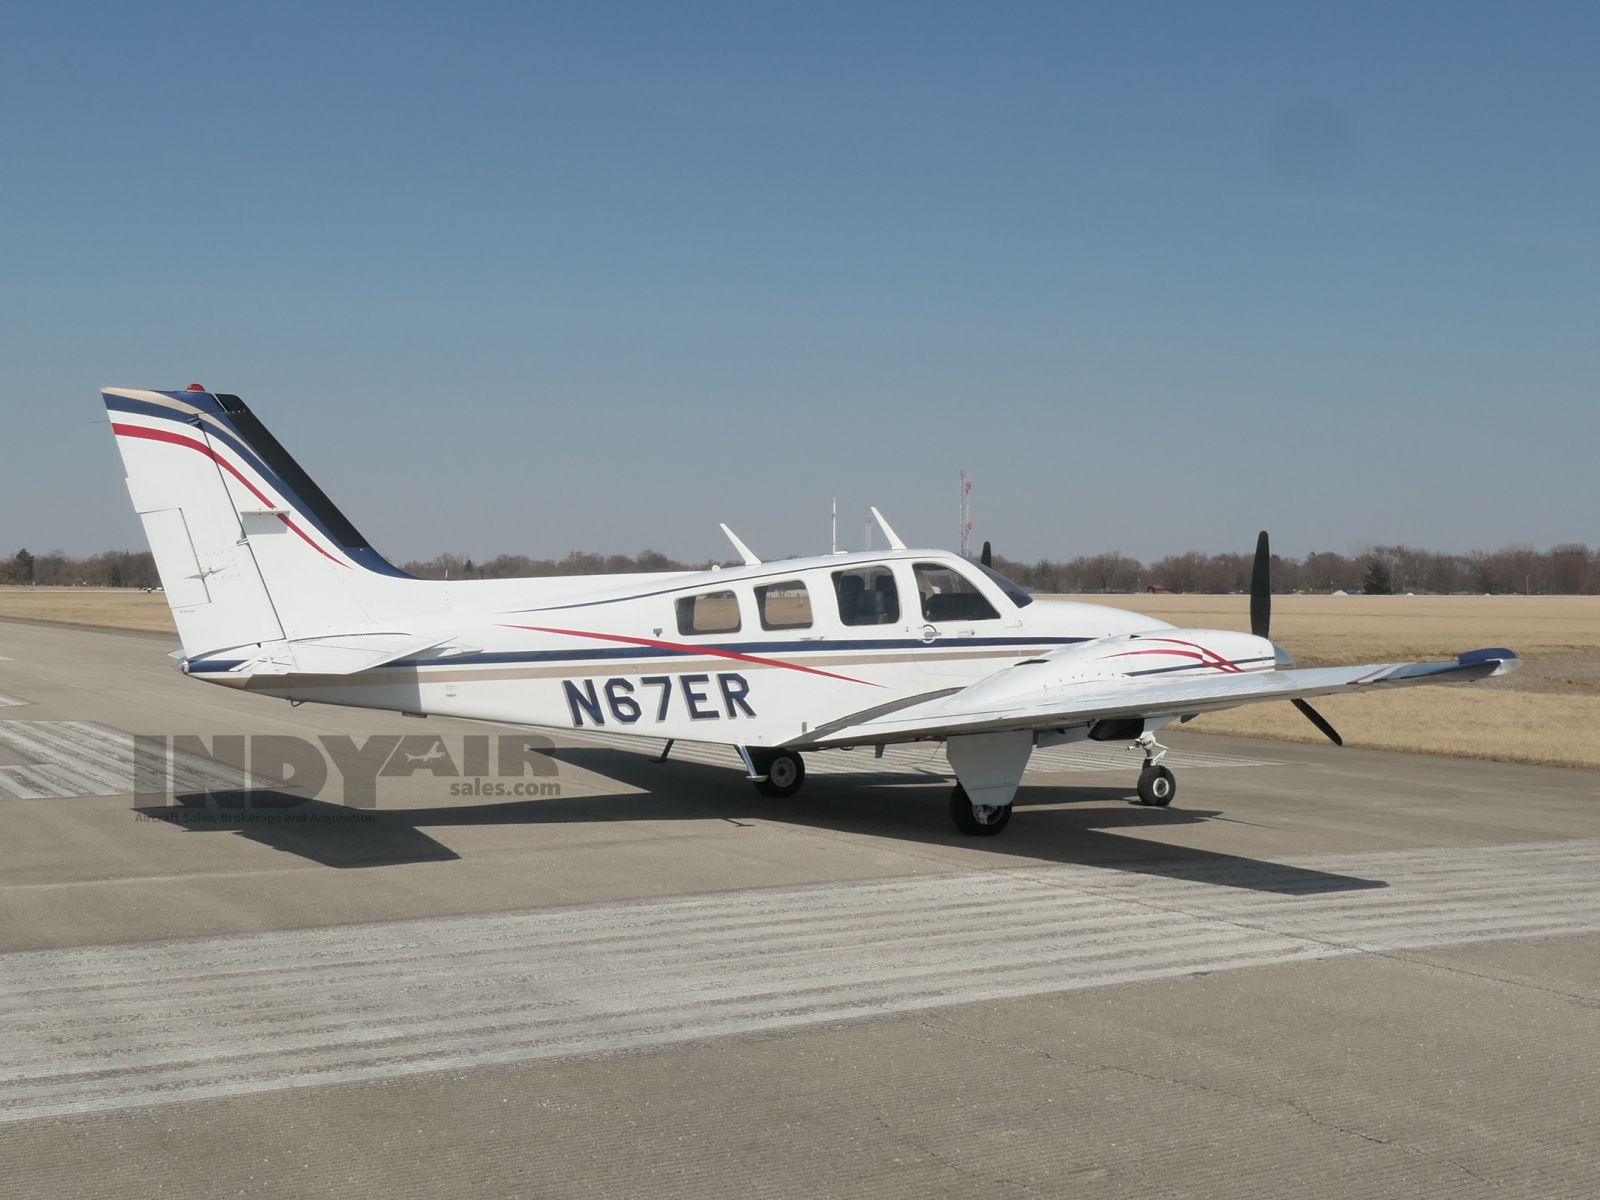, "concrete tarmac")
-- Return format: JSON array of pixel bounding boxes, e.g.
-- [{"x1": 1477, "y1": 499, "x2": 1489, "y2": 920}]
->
[{"x1": 2, "y1": 618, "x2": 1598, "y2": 1198}]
